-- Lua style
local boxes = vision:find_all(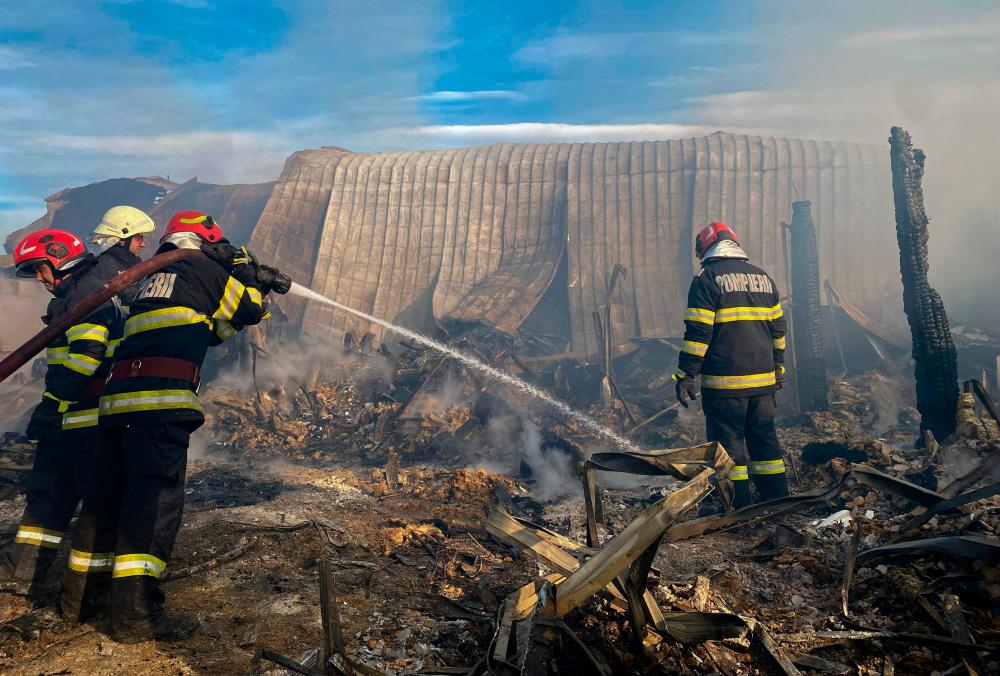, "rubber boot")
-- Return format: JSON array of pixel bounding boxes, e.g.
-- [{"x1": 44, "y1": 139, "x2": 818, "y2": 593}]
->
[
  {"x1": 731, "y1": 479, "x2": 753, "y2": 509},
  {"x1": 10, "y1": 544, "x2": 59, "y2": 598},
  {"x1": 111, "y1": 611, "x2": 200, "y2": 644},
  {"x1": 109, "y1": 576, "x2": 198, "y2": 643},
  {"x1": 60, "y1": 569, "x2": 111, "y2": 625},
  {"x1": 752, "y1": 473, "x2": 790, "y2": 502}
]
